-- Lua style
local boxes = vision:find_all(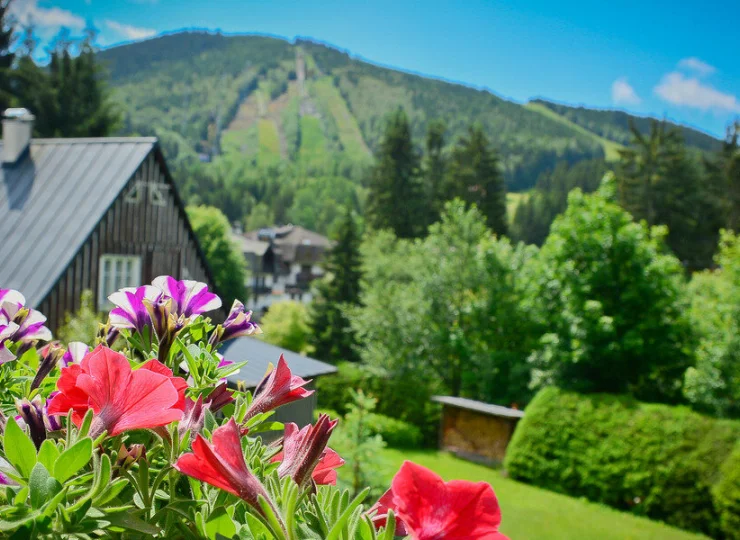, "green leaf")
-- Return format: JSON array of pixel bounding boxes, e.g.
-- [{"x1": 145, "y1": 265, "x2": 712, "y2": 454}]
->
[
  {"x1": 37, "y1": 440, "x2": 60, "y2": 472},
  {"x1": 206, "y1": 507, "x2": 237, "y2": 540},
  {"x1": 94, "y1": 478, "x2": 128, "y2": 506},
  {"x1": 53, "y1": 438, "x2": 92, "y2": 483},
  {"x1": 105, "y1": 511, "x2": 161, "y2": 535},
  {"x1": 3, "y1": 417, "x2": 36, "y2": 477},
  {"x1": 325, "y1": 488, "x2": 370, "y2": 540},
  {"x1": 29, "y1": 463, "x2": 61, "y2": 509}
]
